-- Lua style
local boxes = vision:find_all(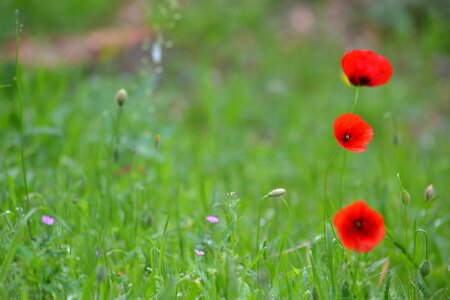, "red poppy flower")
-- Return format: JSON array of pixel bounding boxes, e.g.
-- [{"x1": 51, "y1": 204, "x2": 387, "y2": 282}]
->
[
  {"x1": 334, "y1": 113, "x2": 373, "y2": 153},
  {"x1": 333, "y1": 201, "x2": 385, "y2": 253},
  {"x1": 342, "y1": 50, "x2": 393, "y2": 87}
]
